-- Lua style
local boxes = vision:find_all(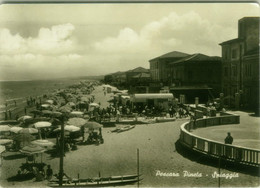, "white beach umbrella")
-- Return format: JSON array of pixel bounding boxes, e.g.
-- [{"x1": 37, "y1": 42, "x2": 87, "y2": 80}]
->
[
  {"x1": 34, "y1": 121, "x2": 52, "y2": 129},
  {"x1": 45, "y1": 100, "x2": 54, "y2": 104},
  {"x1": 0, "y1": 139, "x2": 13, "y2": 145},
  {"x1": 18, "y1": 116, "x2": 33, "y2": 122},
  {"x1": 0, "y1": 125, "x2": 11, "y2": 132},
  {"x1": 20, "y1": 144, "x2": 45, "y2": 155},
  {"x1": 10, "y1": 126, "x2": 23, "y2": 134},
  {"x1": 53, "y1": 125, "x2": 80, "y2": 132},
  {"x1": 89, "y1": 103, "x2": 99, "y2": 107},
  {"x1": 67, "y1": 118, "x2": 87, "y2": 127},
  {"x1": 31, "y1": 139, "x2": 54, "y2": 147}
]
